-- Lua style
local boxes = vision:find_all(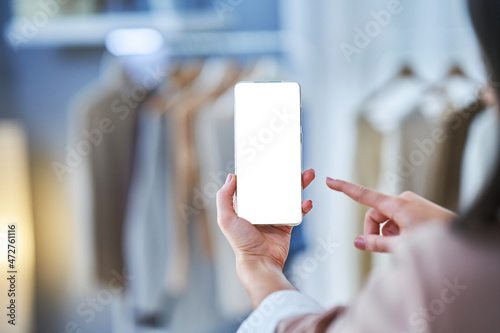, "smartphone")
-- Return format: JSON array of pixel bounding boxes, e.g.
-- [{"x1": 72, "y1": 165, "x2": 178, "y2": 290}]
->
[{"x1": 234, "y1": 81, "x2": 303, "y2": 225}]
